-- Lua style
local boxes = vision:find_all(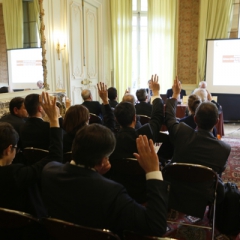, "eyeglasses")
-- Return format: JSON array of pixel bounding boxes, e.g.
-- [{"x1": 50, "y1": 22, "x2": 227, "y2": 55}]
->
[{"x1": 12, "y1": 145, "x2": 20, "y2": 153}]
